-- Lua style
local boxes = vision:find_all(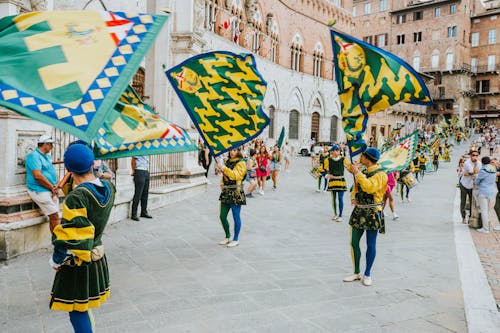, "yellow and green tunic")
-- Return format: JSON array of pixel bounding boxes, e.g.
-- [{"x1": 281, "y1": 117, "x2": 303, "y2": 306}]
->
[
  {"x1": 322, "y1": 156, "x2": 350, "y2": 191},
  {"x1": 50, "y1": 180, "x2": 115, "y2": 312},
  {"x1": 349, "y1": 165, "x2": 388, "y2": 233},
  {"x1": 219, "y1": 158, "x2": 247, "y2": 205}
]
